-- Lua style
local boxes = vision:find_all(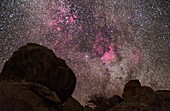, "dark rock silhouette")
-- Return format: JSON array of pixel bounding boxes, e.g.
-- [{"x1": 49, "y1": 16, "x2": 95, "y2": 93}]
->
[
  {"x1": 0, "y1": 43, "x2": 76, "y2": 110},
  {"x1": 122, "y1": 80, "x2": 155, "y2": 100},
  {"x1": 107, "y1": 80, "x2": 170, "y2": 111},
  {"x1": 85, "y1": 80, "x2": 170, "y2": 111},
  {"x1": 122, "y1": 79, "x2": 142, "y2": 100},
  {"x1": 0, "y1": 43, "x2": 169, "y2": 111}
]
